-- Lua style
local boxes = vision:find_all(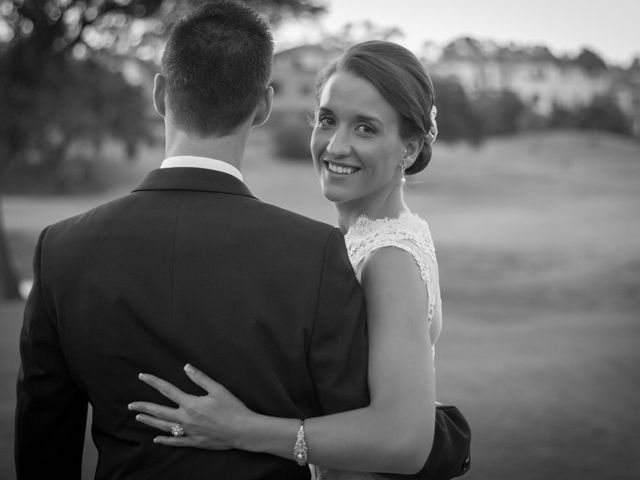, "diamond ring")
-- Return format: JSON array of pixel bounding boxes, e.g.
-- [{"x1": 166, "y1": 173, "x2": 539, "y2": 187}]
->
[{"x1": 170, "y1": 423, "x2": 185, "y2": 437}]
